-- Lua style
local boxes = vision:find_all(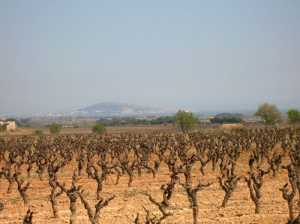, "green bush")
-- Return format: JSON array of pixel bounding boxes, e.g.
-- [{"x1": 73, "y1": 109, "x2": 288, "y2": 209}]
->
[
  {"x1": 49, "y1": 123, "x2": 62, "y2": 135},
  {"x1": 92, "y1": 123, "x2": 106, "y2": 134},
  {"x1": 175, "y1": 110, "x2": 198, "y2": 133},
  {"x1": 287, "y1": 109, "x2": 300, "y2": 124},
  {"x1": 34, "y1": 129, "x2": 43, "y2": 136}
]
